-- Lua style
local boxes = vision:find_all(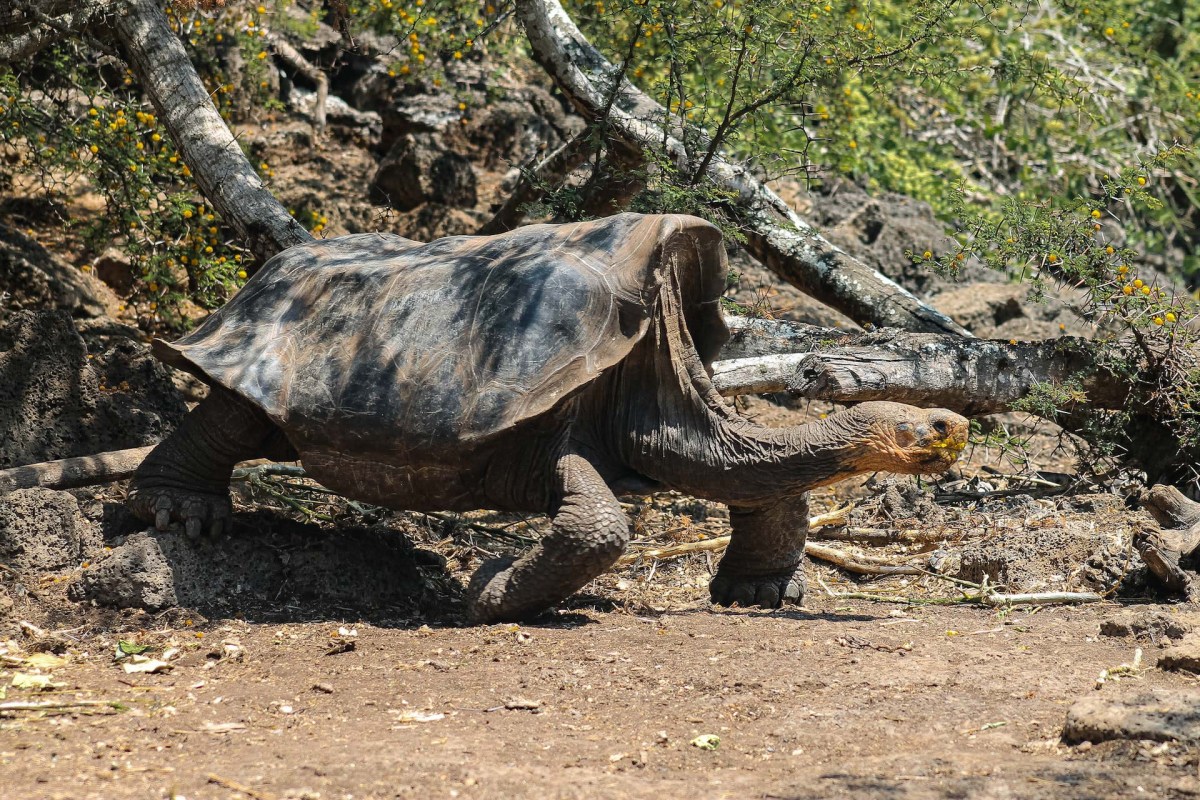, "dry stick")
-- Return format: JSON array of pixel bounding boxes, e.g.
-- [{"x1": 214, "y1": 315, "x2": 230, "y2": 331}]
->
[
  {"x1": 0, "y1": 699, "x2": 123, "y2": 713},
  {"x1": 615, "y1": 503, "x2": 855, "y2": 565},
  {"x1": 811, "y1": 527, "x2": 952, "y2": 545},
  {"x1": 817, "y1": 576, "x2": 1104, "y2": 607},
  {"x1": 207, "y1": 774, "x2": 278, "y2": 800},
  {"x1": 805, "y1": 543, "x2": 925, "y2": 576}
]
